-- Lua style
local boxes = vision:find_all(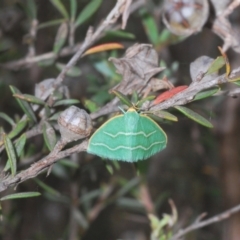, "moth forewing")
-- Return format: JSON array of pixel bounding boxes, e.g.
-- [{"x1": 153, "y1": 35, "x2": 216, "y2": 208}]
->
[{"x1": 87, "y1": 109, "x2": 167, "y2": 162}]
